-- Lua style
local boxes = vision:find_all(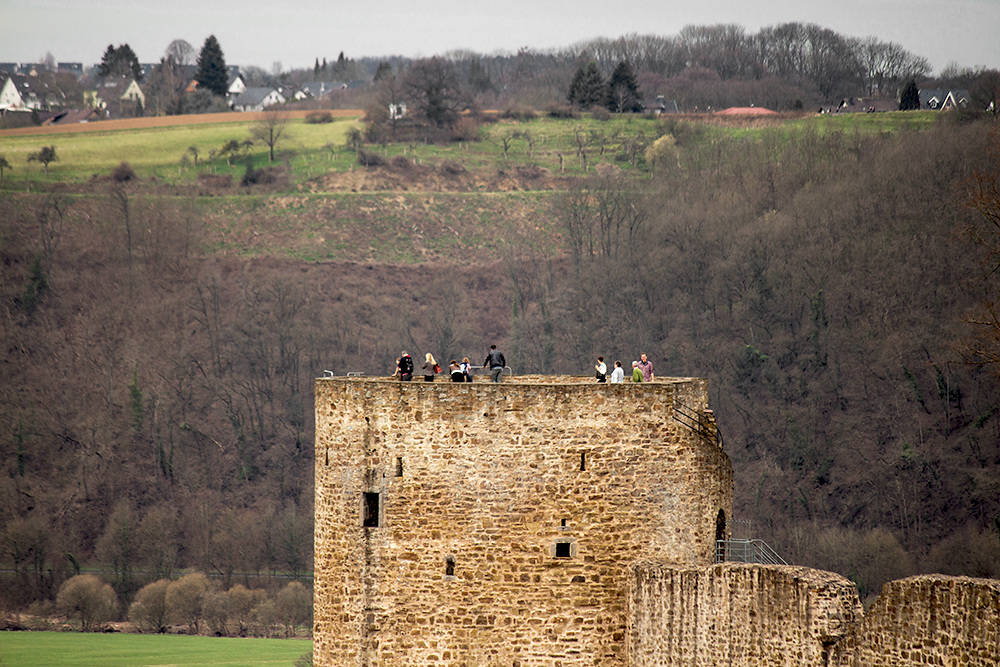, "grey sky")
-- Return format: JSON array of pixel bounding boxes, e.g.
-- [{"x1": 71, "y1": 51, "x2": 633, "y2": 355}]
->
[{"x1": 3, "y1": 0, "x2": 998, "y2": 74}]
